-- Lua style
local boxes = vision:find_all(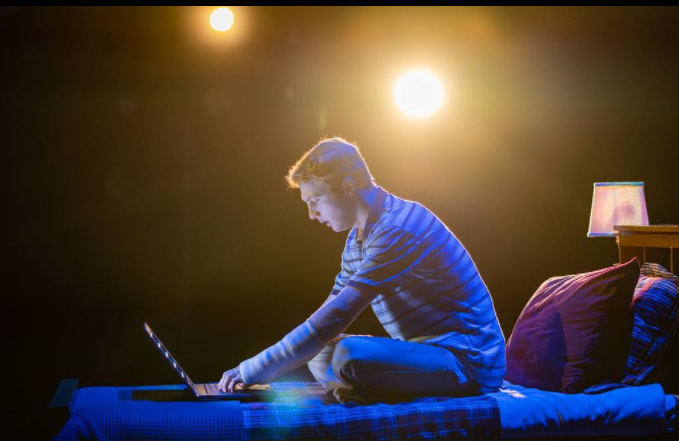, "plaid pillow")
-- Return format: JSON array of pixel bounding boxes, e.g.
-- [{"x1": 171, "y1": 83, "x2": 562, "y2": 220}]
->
[{"x1": 621, "y1": 263, "x2": 679, "y2": 386}]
